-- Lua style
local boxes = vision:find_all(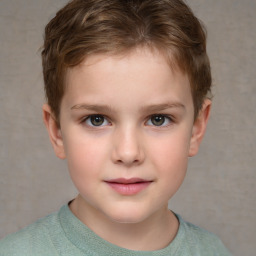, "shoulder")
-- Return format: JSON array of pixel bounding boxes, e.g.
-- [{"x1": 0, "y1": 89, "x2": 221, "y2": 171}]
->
[
  {"x1": 0, "y1": 211, "x2": 60, "y2": 256},
  {"x1": 177, "y1": 215, "x2": 232, "y2": 256}
]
